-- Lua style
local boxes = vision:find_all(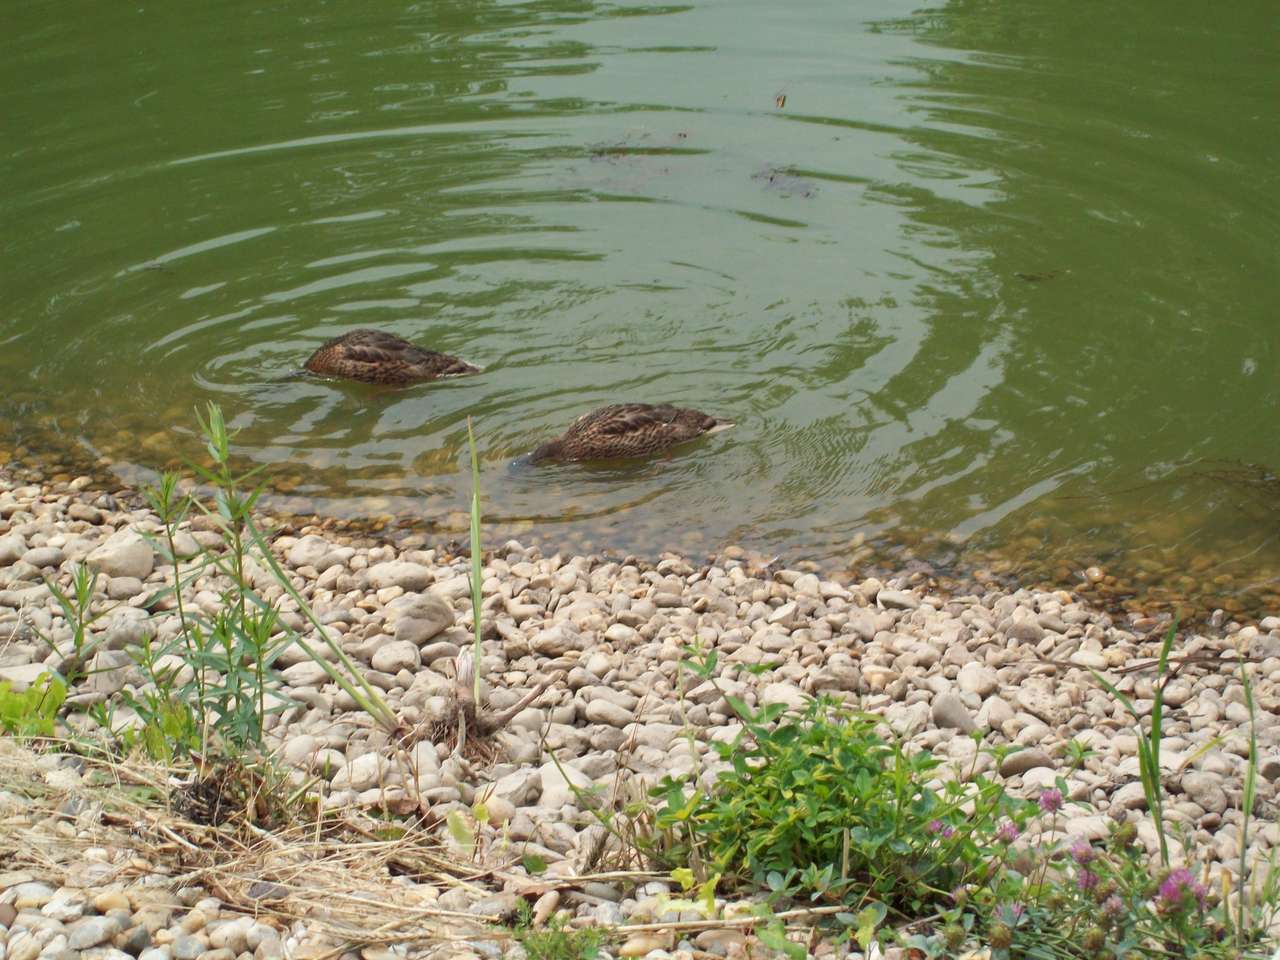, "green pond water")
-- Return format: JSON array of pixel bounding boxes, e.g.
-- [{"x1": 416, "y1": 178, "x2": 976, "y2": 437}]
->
[{"x1": 3, "y1": 0, "x2": 1279, "y2": 617}]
